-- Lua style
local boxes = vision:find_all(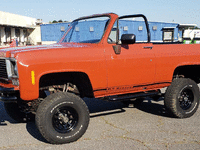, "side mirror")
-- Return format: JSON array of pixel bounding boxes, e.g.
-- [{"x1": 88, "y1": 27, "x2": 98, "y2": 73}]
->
[{"x1": 121, "y1": 34, "x2": 136, "y2": 44}]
